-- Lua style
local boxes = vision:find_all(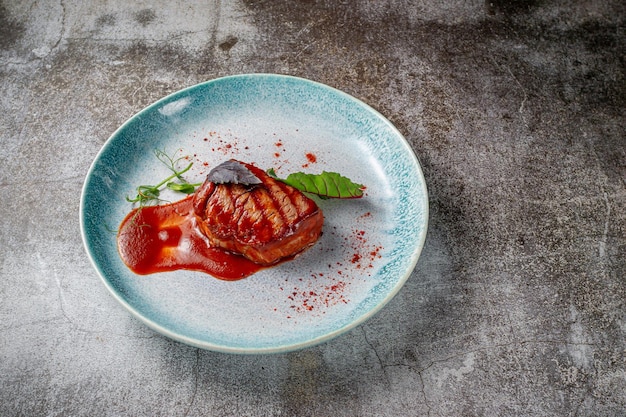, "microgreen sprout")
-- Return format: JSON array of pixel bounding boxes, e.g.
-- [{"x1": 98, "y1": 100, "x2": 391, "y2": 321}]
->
[{"x1": 126, "y1": 149, "x2": 202, "y2": 206}]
